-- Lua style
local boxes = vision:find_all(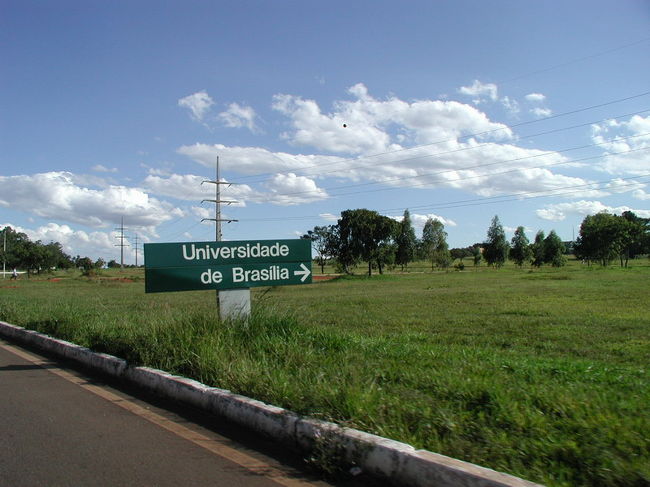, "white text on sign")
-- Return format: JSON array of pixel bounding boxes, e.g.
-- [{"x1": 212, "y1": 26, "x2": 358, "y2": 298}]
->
[{"x1": 183, "y1": 242, "x2": 290, "y2": 262}]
